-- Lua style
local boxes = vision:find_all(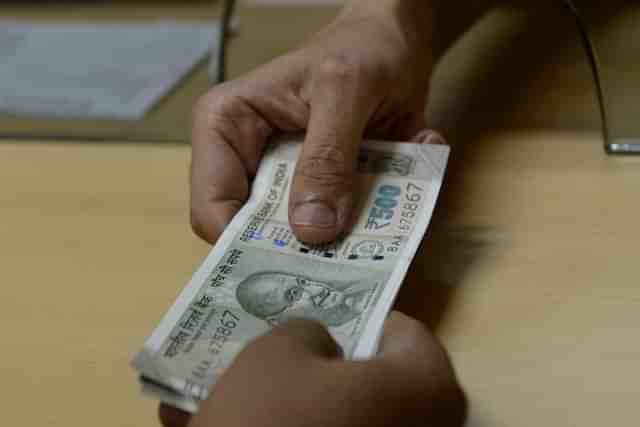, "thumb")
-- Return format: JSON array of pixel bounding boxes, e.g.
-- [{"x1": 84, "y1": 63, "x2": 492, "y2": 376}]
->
[
  {"x1": 376, "y1": 311, "x2": 468, "y2": 426},
  {"x1": 289, "y1": 57, "x2": 382, "y2": 244},
  {"x1": 379, "y1": 311, "x2": 447, "y2": 360},
  {"x1": 253, "y1": 318, "x2": 342, "y2": 360}
]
